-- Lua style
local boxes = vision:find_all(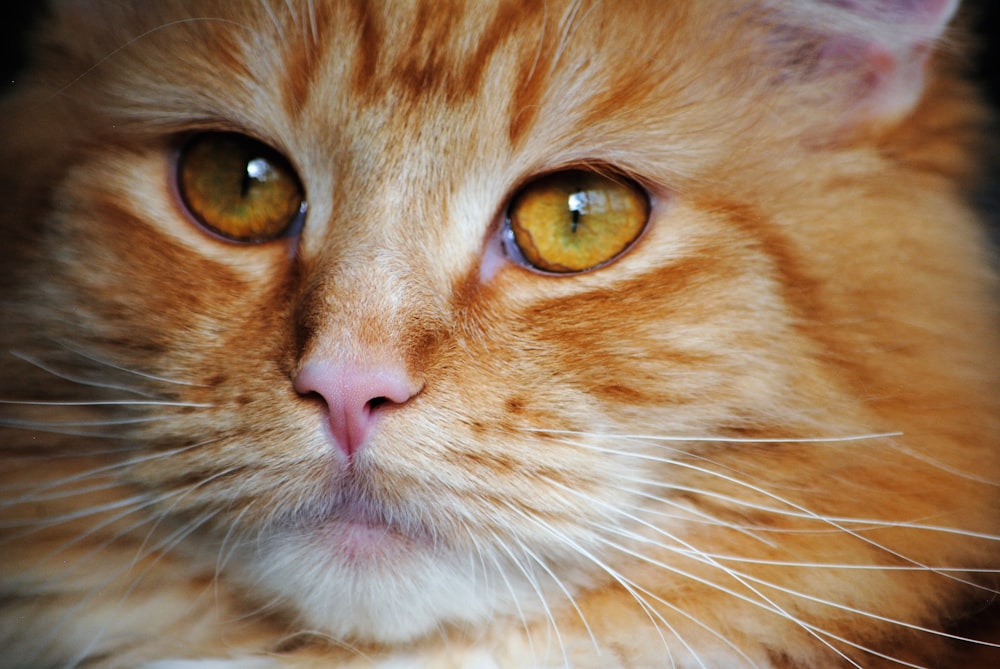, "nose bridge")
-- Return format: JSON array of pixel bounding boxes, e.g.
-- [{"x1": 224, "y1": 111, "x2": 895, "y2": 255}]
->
[
  {"x1": 299, "y1": 249, "x2": 413, "y2": 358},
  {"x1": 291, "y1": 130, "x2": 463, "y2": 369},
  {"x1": 294, "y1": 219, "x2": 451, "y2": 375}
]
